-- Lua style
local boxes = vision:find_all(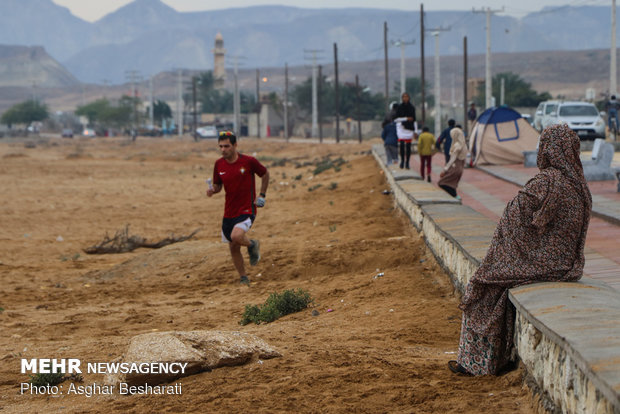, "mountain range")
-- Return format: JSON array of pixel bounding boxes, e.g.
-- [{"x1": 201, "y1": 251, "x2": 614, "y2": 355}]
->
[{"x1": 1, "y1": 0, "x2": 619, "y2": 84}]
